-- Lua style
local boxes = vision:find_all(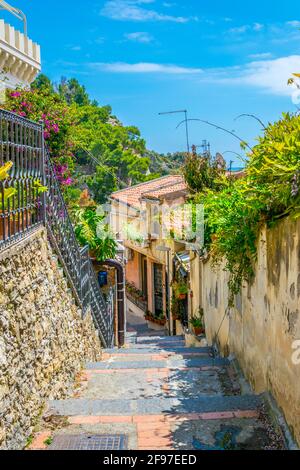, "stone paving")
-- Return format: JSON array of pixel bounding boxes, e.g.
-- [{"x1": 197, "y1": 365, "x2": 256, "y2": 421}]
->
[{"x1": 29, "y1": 313, "x2": 286, "y2": 451}]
